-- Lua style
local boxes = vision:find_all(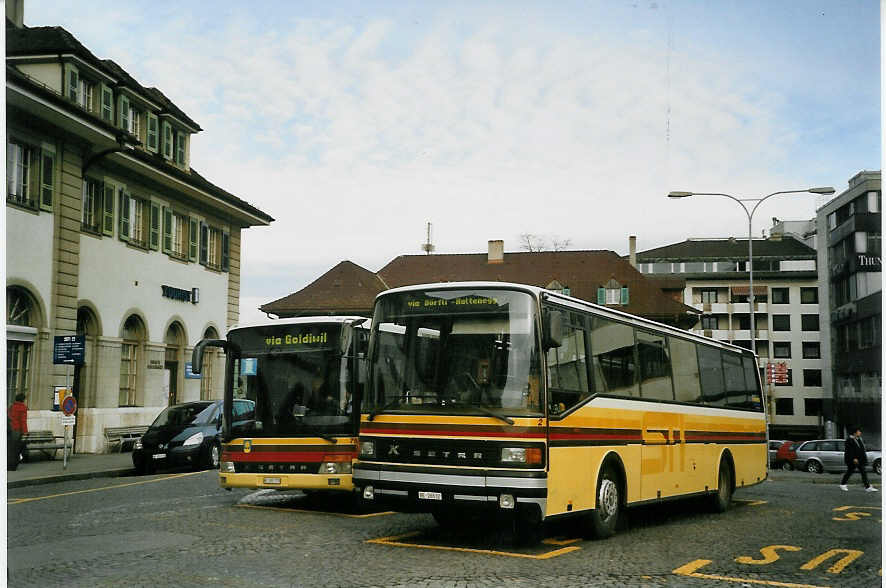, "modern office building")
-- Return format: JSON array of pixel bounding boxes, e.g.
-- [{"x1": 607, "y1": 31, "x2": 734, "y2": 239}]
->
[
  {"x1": 634, "y1": 236, "x2": 826, "y2": 440},
  {"x1": 6, "y1": 7, "x2": 273, "y2": 452},
  {"x1": 815, "y1": 170, "x2": 881, "y2": 444}
]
